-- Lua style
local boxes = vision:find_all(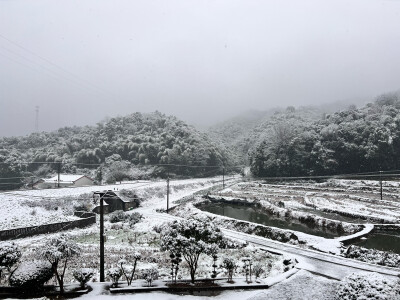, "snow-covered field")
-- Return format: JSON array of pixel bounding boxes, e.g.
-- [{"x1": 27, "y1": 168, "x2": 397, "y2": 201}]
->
[
  {"x1": 215, "y1": 179, "x2": 400, "y2": 223},
  {"x1": 3, "y1": 177, "x2": 400, "y2": 299},
  {"x1": 0, "y1": 178, "x2": 223, "y2": 230}
]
